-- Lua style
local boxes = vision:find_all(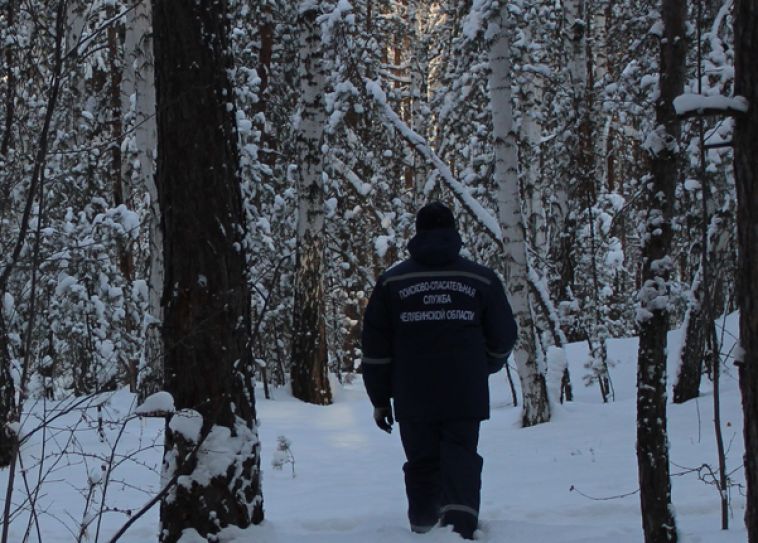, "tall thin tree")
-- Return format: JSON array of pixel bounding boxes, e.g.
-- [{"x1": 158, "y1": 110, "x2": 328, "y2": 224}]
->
[
  {"x1": 290, "y1": 2, "x2": 332, "y2": 405},
  {"x1": 488, "y1": 1, "x2": 550, "y2": 426},
  {"x1": 635, "y1": 0, "x2": 686, "y2": 541},
  {"x1": 153, "y1": 1, "x2": 263, "y2": 540}
]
